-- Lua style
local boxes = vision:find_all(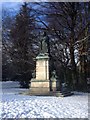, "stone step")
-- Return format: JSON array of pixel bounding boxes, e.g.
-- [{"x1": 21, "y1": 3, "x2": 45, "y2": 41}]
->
[
  {"x1": 55, "y1": 91, "x2": 74, "y2": 97},
  {"x1": 20, "y1": 90, "x2": 73, "y2": 97}
]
